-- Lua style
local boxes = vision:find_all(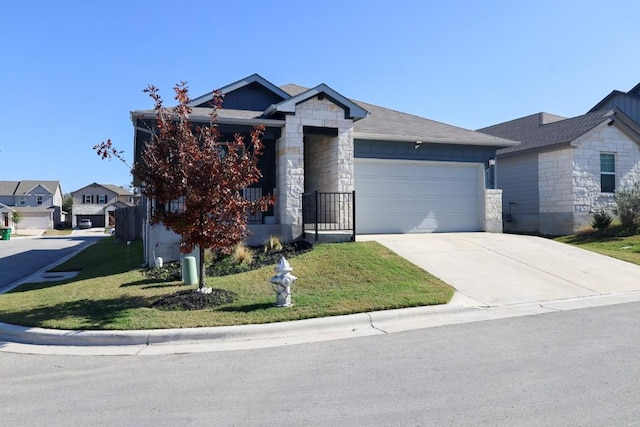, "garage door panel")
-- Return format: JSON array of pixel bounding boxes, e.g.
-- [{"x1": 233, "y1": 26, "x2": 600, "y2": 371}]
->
[
  {"x1": 20, "y1": 213, "x2": 51, "y2": 229},
  {"x1": 355, "y1": 159, "x2": 482, "y2": 234}
]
